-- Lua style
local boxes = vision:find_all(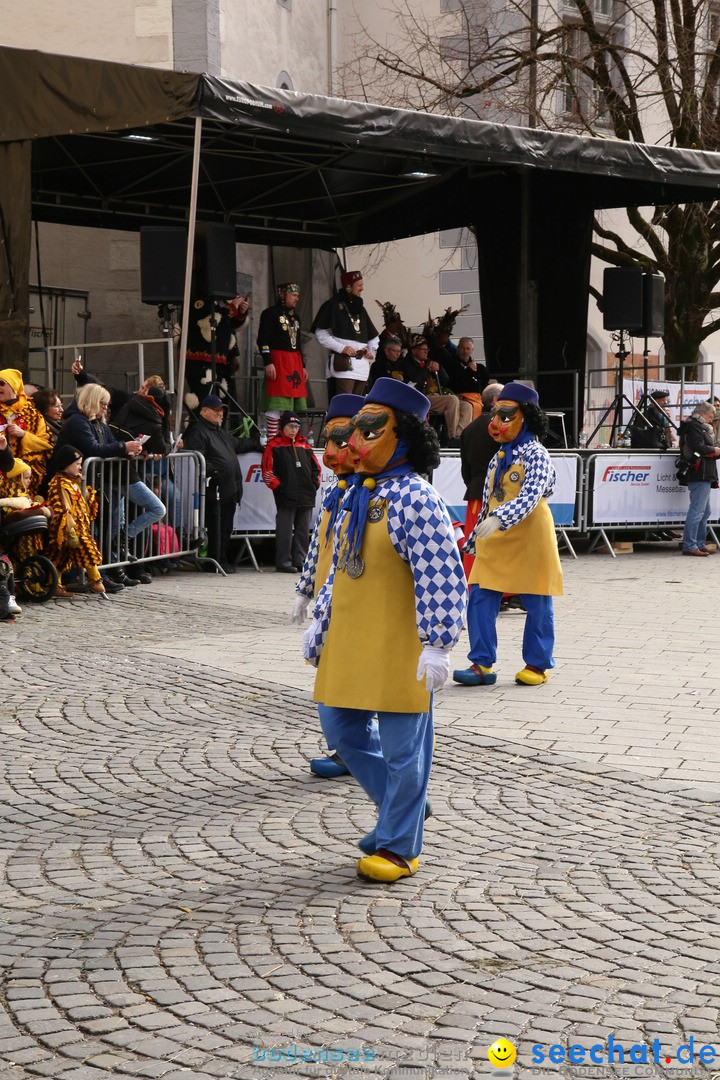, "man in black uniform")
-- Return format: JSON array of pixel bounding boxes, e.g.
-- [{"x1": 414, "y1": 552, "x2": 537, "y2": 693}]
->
[{"x1": 311, "y1": 271, "x2": 380, "y2": 397}]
